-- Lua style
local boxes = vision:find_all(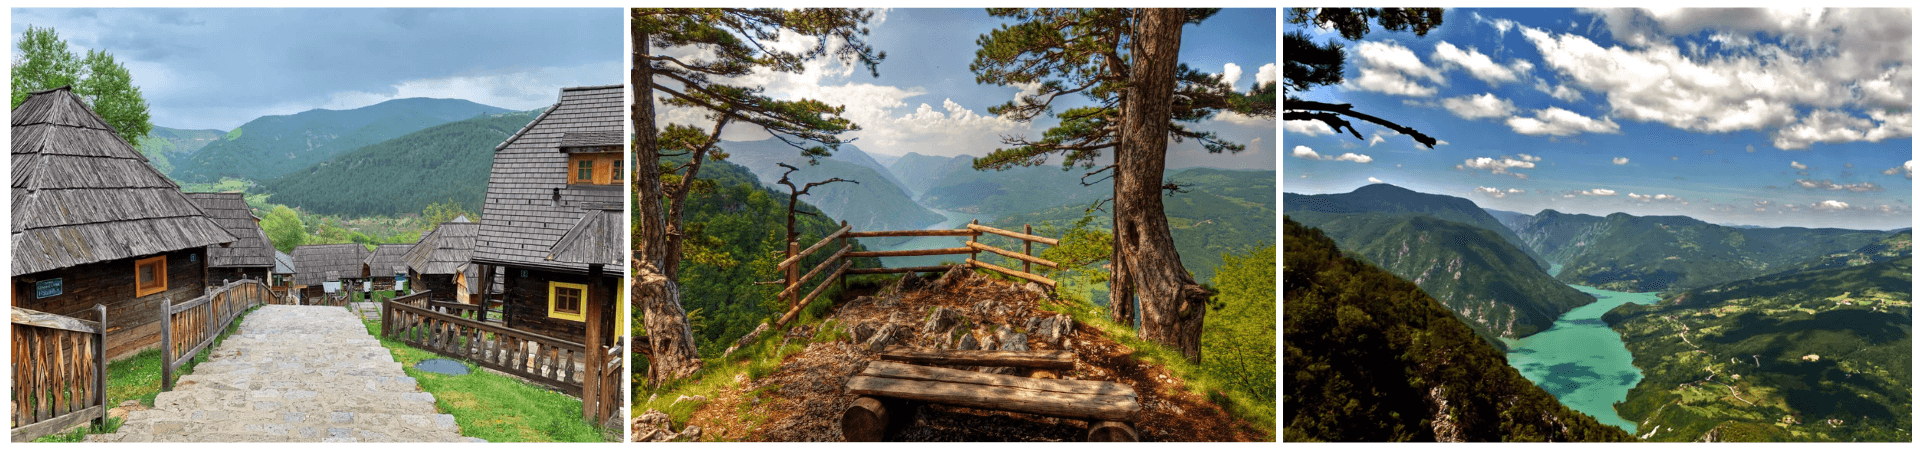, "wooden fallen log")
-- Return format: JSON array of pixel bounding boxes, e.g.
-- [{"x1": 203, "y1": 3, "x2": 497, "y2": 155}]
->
[
  {"x1": 845, "y1": 375, "x2": 1138, "y2": 422},
  {"x1": 1087, "y1": 420, "x2": 1140, "y2": 441},
  {"x1": 860, "y1": 361, "x2": 1129, "y2": 397},
  {"x1": 878, "y1": 348, "x2": 1075, "y2": 370}
]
